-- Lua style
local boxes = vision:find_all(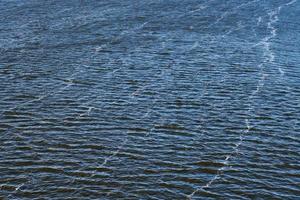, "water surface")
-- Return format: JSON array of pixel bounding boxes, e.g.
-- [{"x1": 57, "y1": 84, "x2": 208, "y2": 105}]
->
[{"x1": 0, "y1": 0, "x2": 299, "y2": 199}]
